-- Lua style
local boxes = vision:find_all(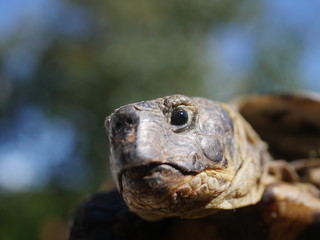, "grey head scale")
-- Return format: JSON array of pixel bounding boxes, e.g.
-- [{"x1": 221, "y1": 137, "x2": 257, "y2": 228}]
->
[{"x1": 105, "y1": 95, "x2": 270, "y2": 220}]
